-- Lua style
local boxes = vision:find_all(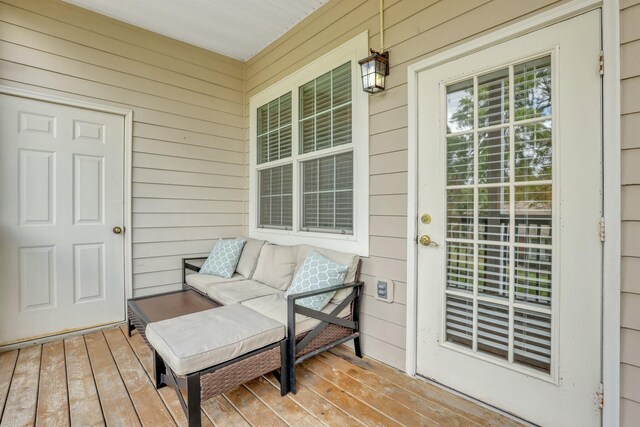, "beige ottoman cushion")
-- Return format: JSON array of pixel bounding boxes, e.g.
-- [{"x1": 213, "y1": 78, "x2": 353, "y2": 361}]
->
[{"x1": 146, "y1": 304, "x2": 285, "y2": 376}]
